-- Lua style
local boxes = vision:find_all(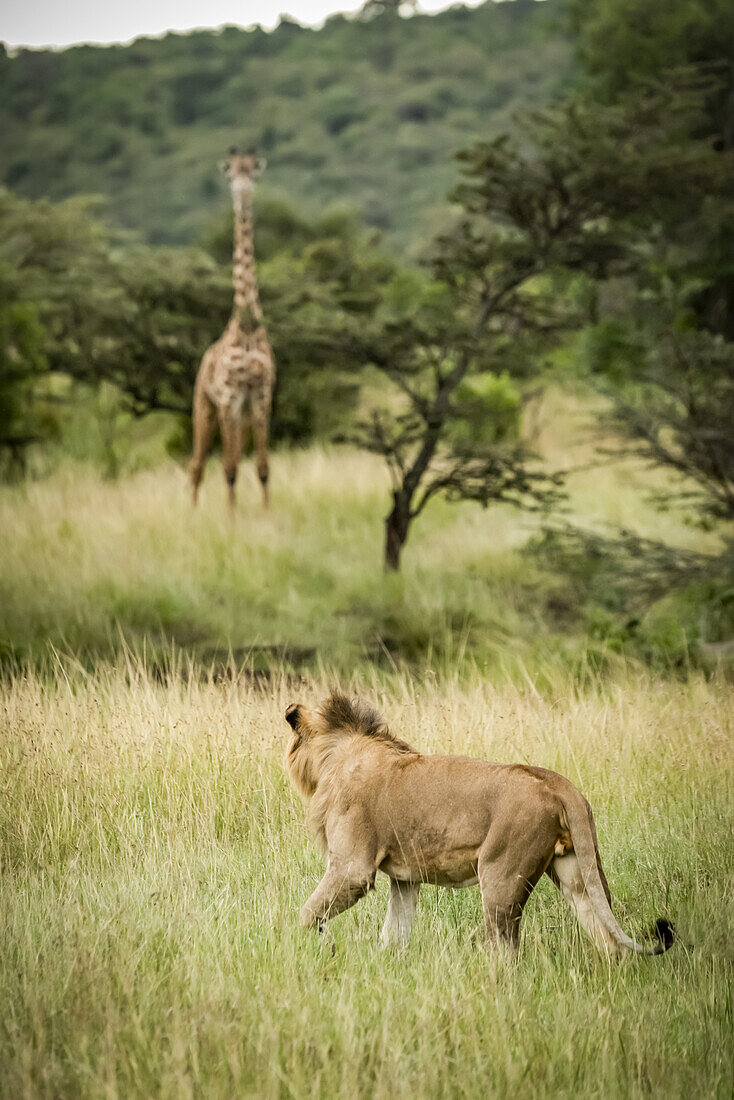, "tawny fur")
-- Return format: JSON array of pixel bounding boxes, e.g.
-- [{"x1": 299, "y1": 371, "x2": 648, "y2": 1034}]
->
[{"x1": 284, "y1": 693, "x2": 675, "y2": 956}]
